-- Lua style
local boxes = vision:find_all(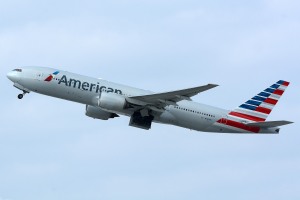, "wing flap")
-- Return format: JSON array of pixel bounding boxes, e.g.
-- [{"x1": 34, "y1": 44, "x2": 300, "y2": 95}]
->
[{"x1": 247, "y1": 120, "x2": 293, "y2": 128}]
